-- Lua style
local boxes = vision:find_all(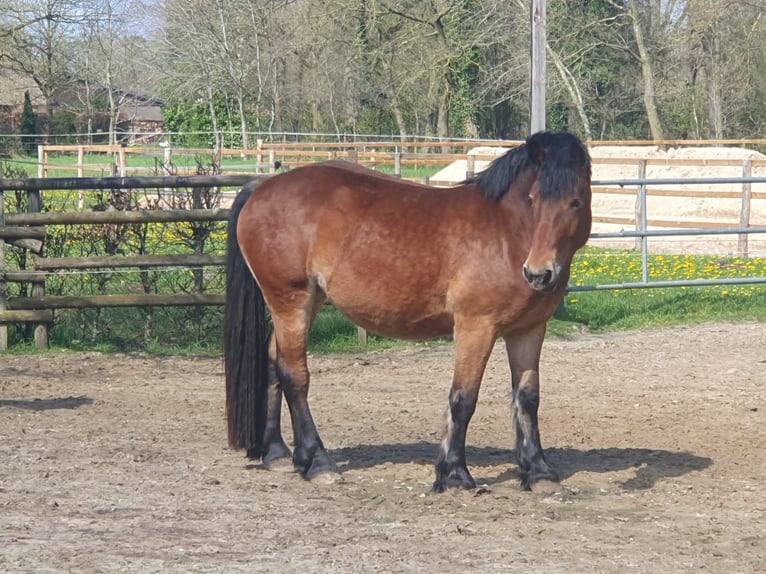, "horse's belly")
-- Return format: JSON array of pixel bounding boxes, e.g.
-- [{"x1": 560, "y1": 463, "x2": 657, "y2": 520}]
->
[
  {"x1": 329, "y1": 295, "x2": 454, "y2": 341},
  {"x1": 319, "y1": 248, "x2": 453, "y2": 339}
]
